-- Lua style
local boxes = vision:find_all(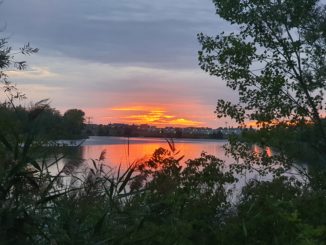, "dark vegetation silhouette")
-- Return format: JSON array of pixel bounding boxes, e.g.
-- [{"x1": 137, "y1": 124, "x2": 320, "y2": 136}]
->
[
  {"x1": 0, "y1": 0, "x2": 326, "y2": 244},
  {"x1": 93, "y1": 123, "x2": 227, "y2": 139},
  {"x1": 198, "y1": 0, "x2": 326, "y2": 162},
  {"x1": 0, "y1": 104, "x2": 86, "y2": 140}
]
